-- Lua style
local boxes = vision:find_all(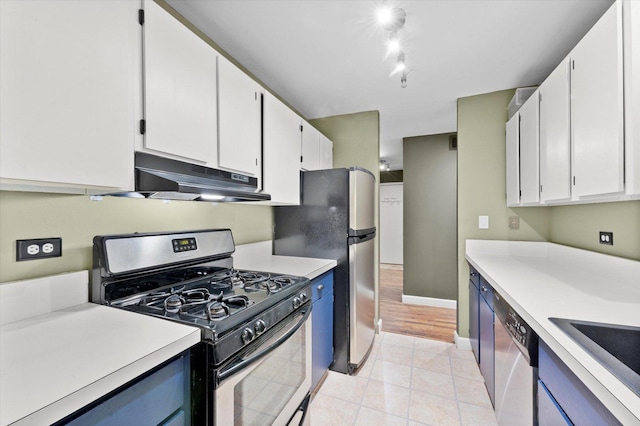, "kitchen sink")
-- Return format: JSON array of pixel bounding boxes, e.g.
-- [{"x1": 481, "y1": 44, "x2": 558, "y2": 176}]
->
[{"x1": 549, "y1": 318, "x2": 640, "y2": 397}]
